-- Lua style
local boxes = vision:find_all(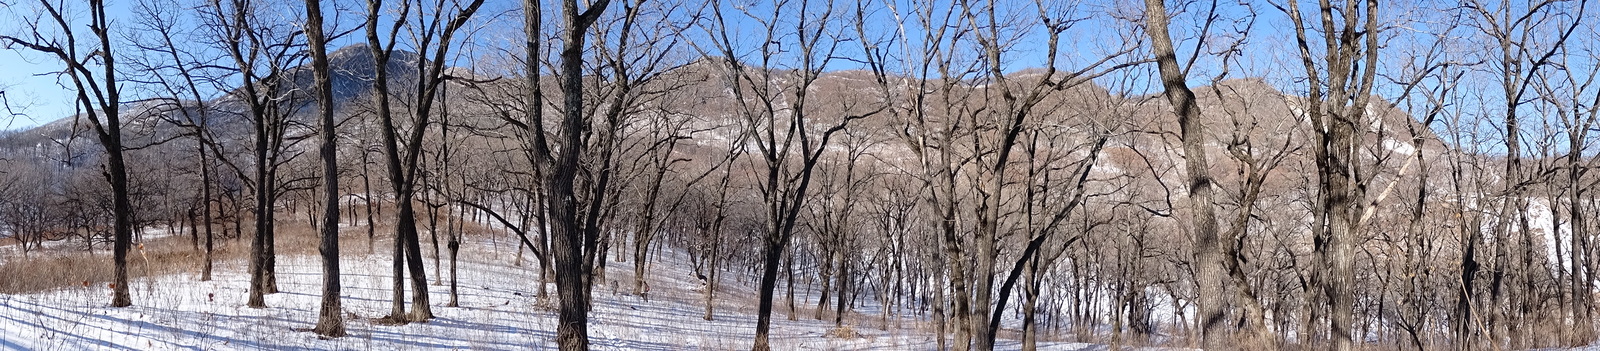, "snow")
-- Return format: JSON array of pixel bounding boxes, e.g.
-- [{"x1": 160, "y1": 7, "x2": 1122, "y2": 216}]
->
[
  {"x1": 0, "y1": 233, "x2": 1175, "y2": 350},
  {"x1": 1382, "y1": 139, "x2": 1416, "y2": 156}
]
